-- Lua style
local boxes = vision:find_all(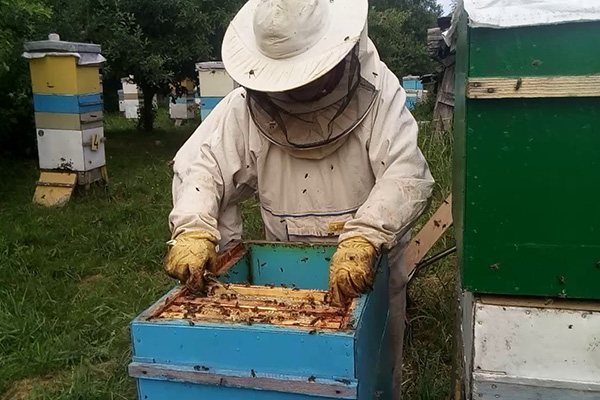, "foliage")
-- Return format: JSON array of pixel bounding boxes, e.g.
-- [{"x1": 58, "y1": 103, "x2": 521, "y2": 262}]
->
[
  {"x1": 0, "y1": 0, "x2": 439, "y2": 145},
  {"x1": 372, "y1": 0, "x2": 443, "y2": 35},
  {"x1": 84, "y1": 0, "x2": 212, "y2": 130},
  {"x1": 0, "y1": 0, "x2": 51, "y2": 69},
  {"x1": 0, "y1": 0, "x2": 51, "y2": 156},
  {"x1": 7, "y1": 0, "x2": 244, "y2": 133},
  {"x1": 404, "y1": 121, "x2": 455, "y2": 399},
  {"x1": 369, "y1": 0, "x2": 442, "y2": 77}
]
